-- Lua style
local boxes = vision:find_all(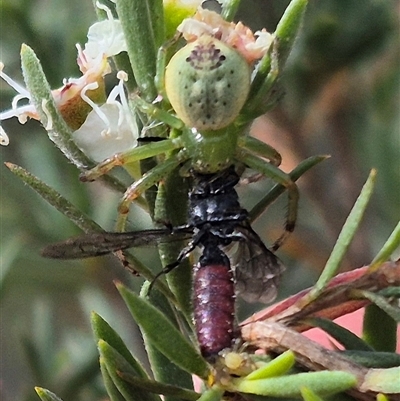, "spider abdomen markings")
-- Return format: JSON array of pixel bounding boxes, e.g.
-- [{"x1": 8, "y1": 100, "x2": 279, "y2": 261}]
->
[
  {"x1": 165, "y1": 35, "x2": 251, "y2": 131},
  {"x1": 193, "y1": 263, "x2": 235, "y2": 358}
]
